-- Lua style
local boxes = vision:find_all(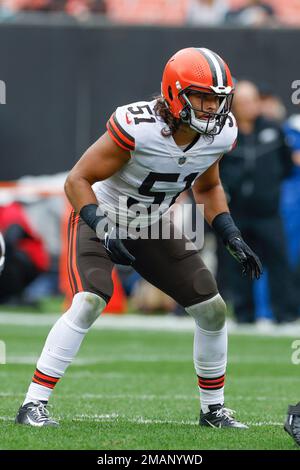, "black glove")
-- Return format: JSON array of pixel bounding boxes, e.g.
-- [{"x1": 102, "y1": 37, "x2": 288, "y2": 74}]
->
[
  {"x1": 79, "y1": 204, "x2": 135, "y2": 266},
  {"x1": 212, "y1": 212, "x2": 263, "y2": 280},
  {"x1": 103, "y1": 226, "x2": 135, "y2": 266},
  {"x1": 226, "y1": 236, "x2": 263, "y2": 280}
]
